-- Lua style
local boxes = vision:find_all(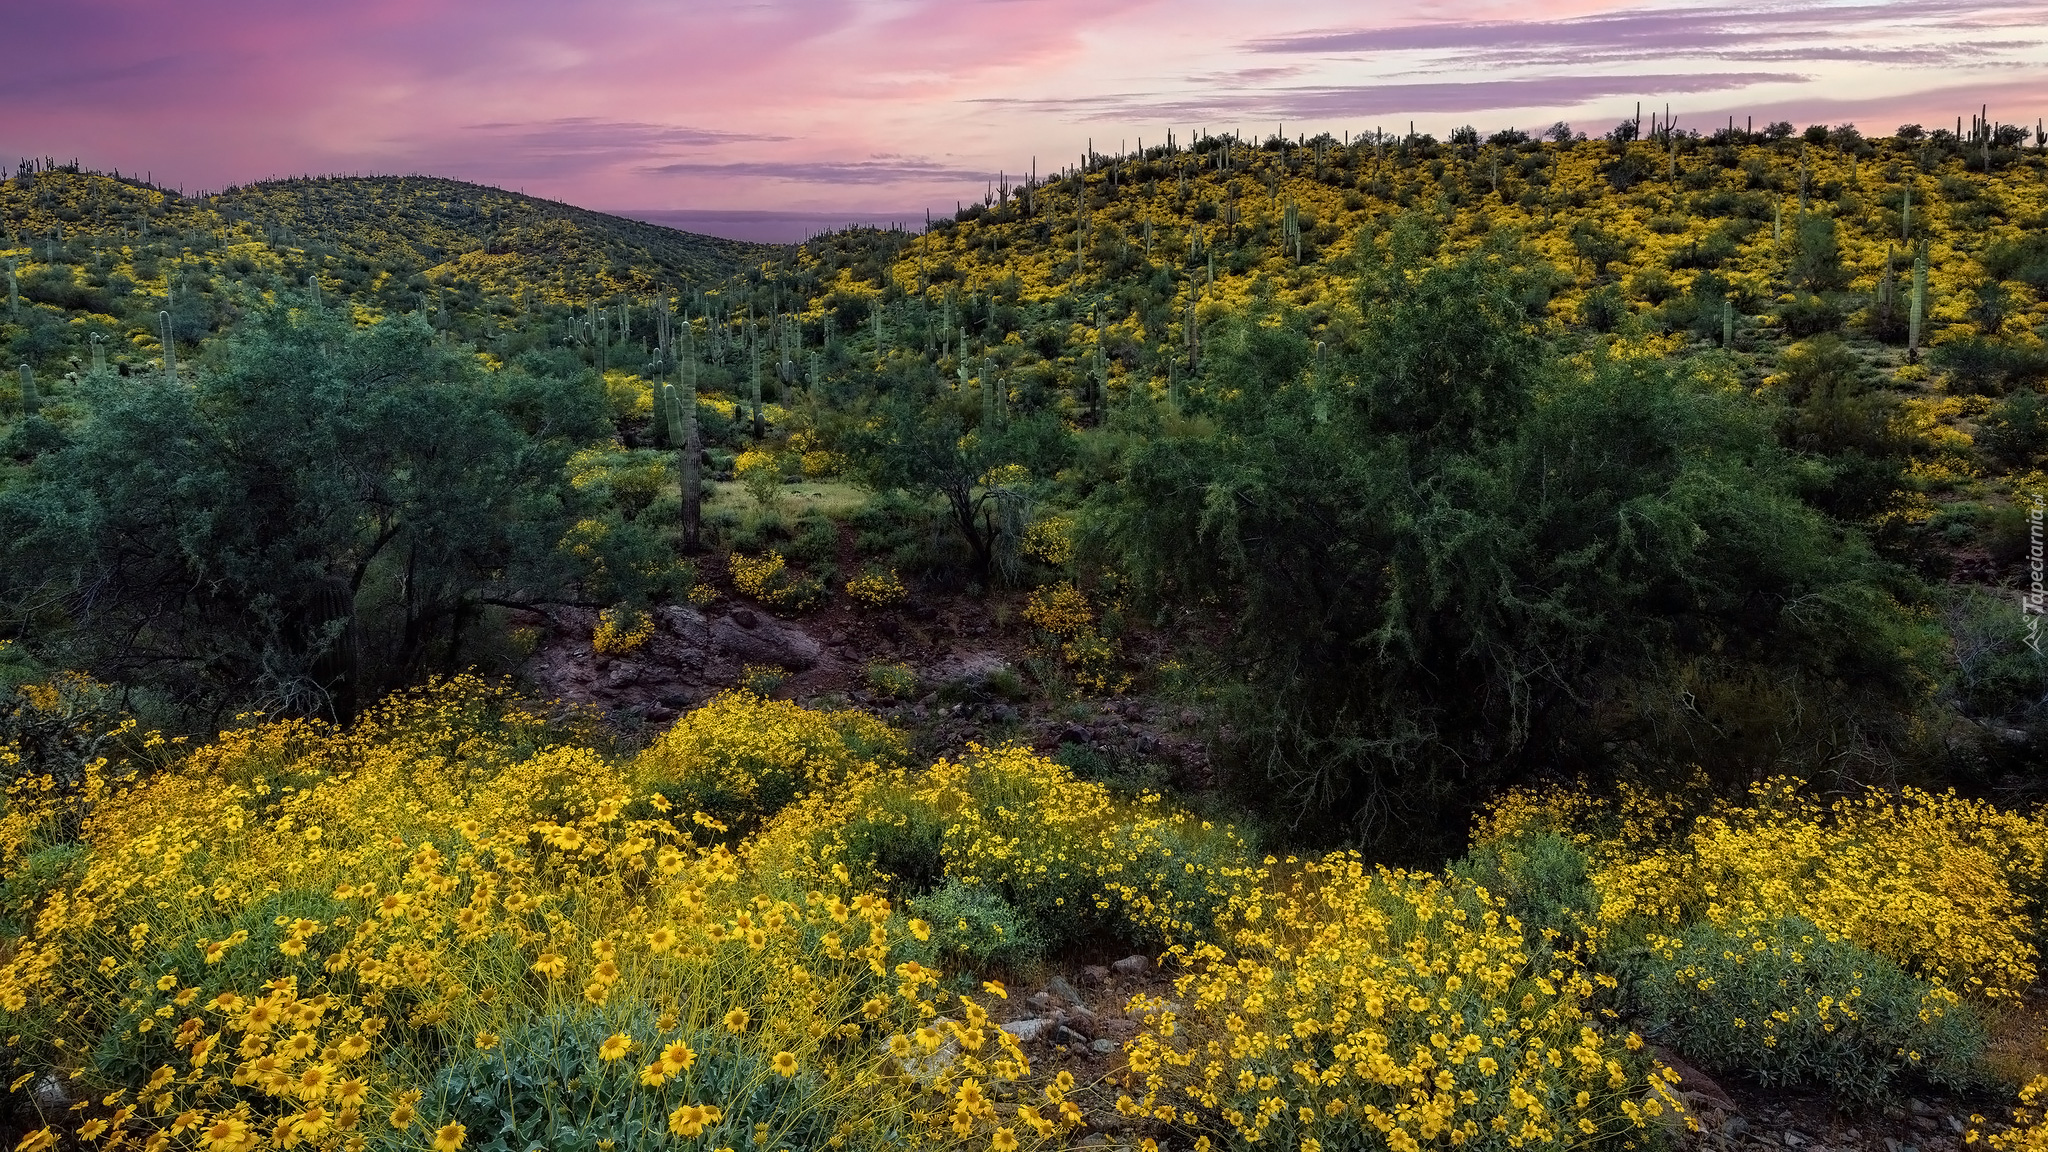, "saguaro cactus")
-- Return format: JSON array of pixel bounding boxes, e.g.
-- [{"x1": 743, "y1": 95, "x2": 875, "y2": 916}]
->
[
  {"x1": 1908, "y1": 242, "x2": 1928, "y2": 360},
  {"x1": 18, "y1": 364, "x2": 38, "y2": 417},
  {"x1": 159, "y1": 310, "x2": 177, "y2": 380}
]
